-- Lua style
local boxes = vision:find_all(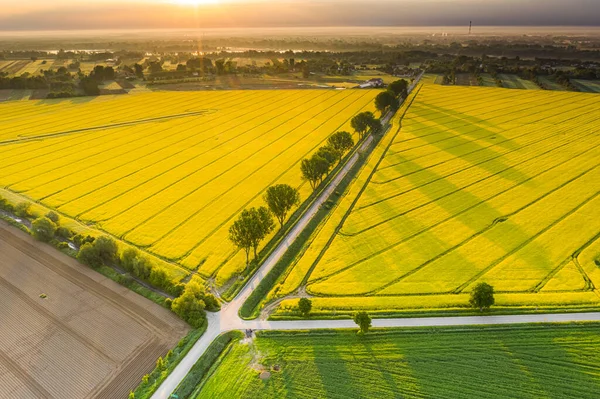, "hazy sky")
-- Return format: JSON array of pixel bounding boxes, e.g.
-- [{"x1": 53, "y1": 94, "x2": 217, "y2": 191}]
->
[{"x1": 1, "y1": 0, "x2": 599, "y2": 30}]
